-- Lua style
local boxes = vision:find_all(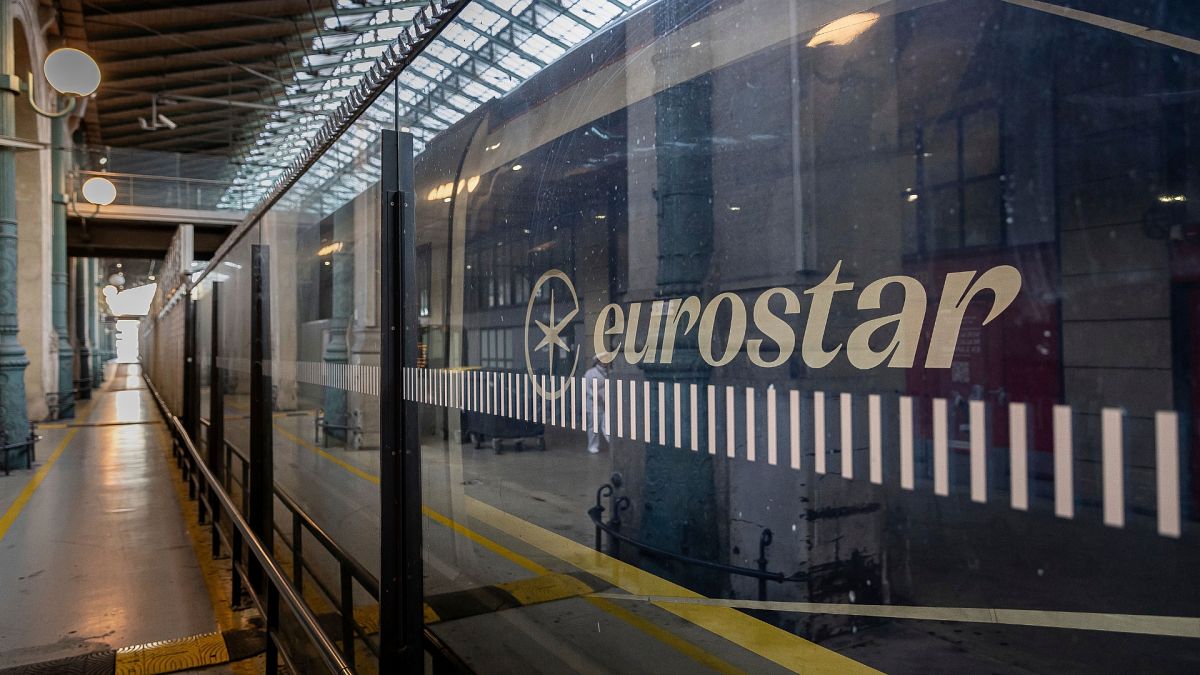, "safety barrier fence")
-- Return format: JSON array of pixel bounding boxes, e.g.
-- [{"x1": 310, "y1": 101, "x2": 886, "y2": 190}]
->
[
  {"x1": 197, "y1": 416, "x2": 383, "y2": 669},
  {"x1": 147, "y1": 376, "x2": 470, "y2": 673}
]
